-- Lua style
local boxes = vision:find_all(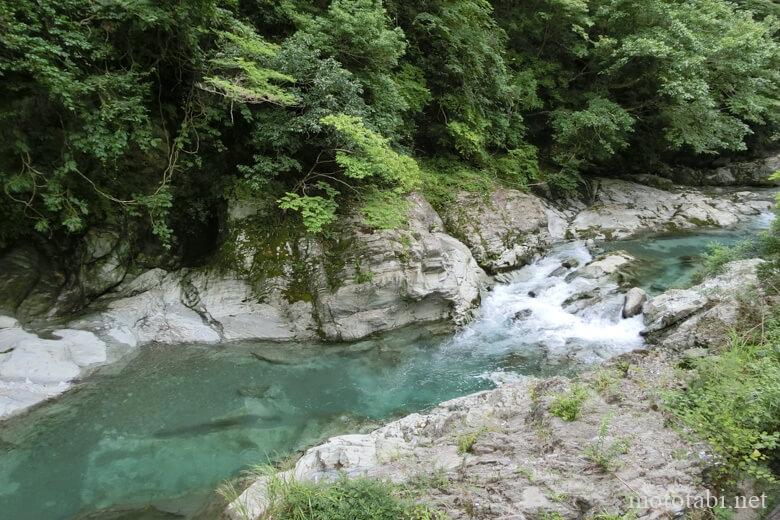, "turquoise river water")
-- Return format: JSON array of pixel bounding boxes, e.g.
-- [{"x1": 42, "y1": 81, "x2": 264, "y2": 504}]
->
[{"x1": 0, "y1": 216, "x2": 772, "y2": 520}]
